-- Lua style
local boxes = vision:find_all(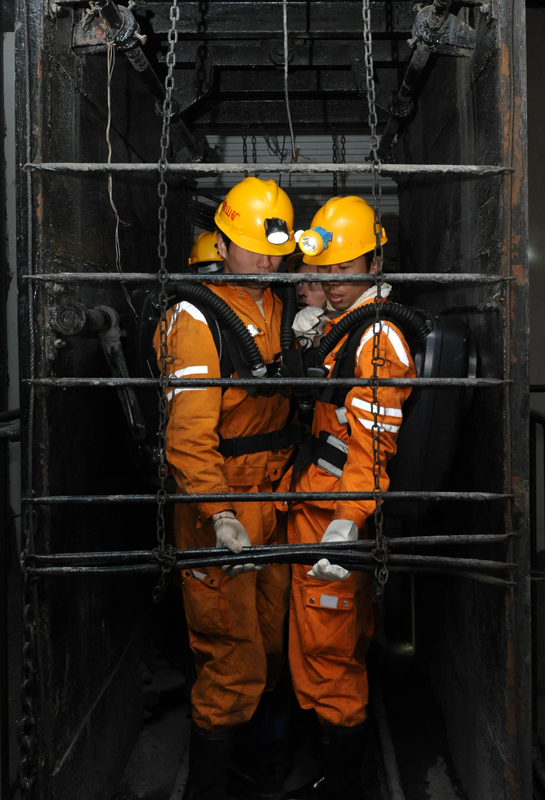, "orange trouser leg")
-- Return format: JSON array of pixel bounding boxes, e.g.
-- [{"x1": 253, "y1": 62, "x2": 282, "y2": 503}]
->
[
  {"x1": 288, "y1": 503, "x2": 375, "y2": 727},
  {"x1": 175, "y1": 481, "x2": 289, "y2": 731}
]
